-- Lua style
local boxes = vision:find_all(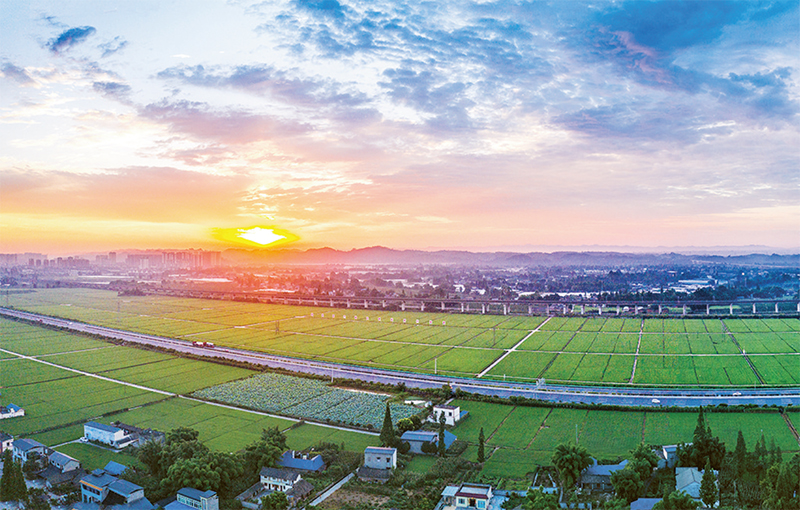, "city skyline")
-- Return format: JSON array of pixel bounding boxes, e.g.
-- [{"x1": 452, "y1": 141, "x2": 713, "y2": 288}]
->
[{"x1": 1, "y1": 1, "x2": 799, "y2": 254}]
